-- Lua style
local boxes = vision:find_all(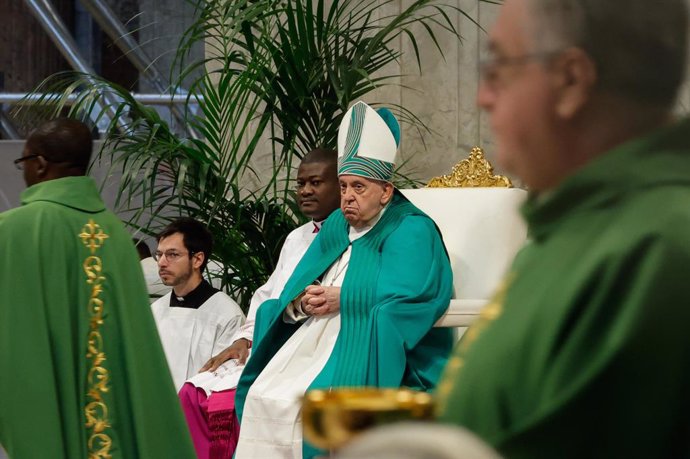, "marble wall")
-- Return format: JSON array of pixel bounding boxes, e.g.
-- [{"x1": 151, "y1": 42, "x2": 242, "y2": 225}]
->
[
  {"x1": 205, "y1": 0, "x2": 690, "y2": 189},
  {"x1": 380, "y1": 0, "x2": 502, "y2": 183},
  {"x1": 379, "y1": 0, "x2": 690, "y2": 184},
  {"x1": 236, "y1": 1, "x2": 505, "y2": 191}
]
